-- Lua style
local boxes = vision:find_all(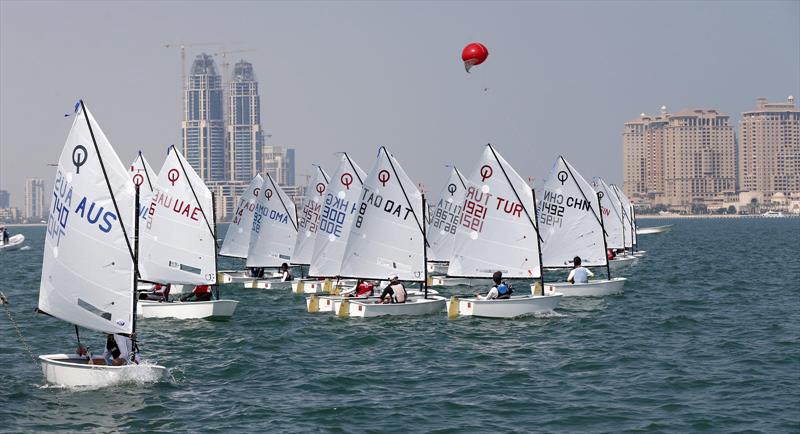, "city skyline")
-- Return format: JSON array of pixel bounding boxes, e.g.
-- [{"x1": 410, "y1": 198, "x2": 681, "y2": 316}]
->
[{"x1": 1, "y1": 1, "x2": 798, "y2": 209}]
